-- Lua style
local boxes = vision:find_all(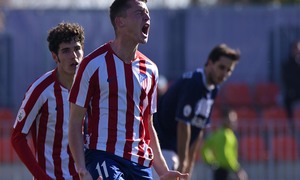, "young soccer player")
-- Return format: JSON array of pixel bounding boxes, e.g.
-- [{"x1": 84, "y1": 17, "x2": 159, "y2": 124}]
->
[
  {"x1": 68, "y1": 0, "x2": 189, "y2": 179},
  {"x1": 153, "y1": 44, "x2": 240, "y2": 178},
  {"x1": 11, "y1": 22, "x2": 85, "y2": 179}
]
